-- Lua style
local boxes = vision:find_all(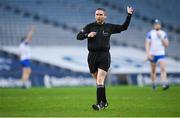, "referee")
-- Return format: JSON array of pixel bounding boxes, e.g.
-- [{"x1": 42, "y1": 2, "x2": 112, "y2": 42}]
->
[{"x1": 77, "y1": 7, "x2": 133, "y2": 110}]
